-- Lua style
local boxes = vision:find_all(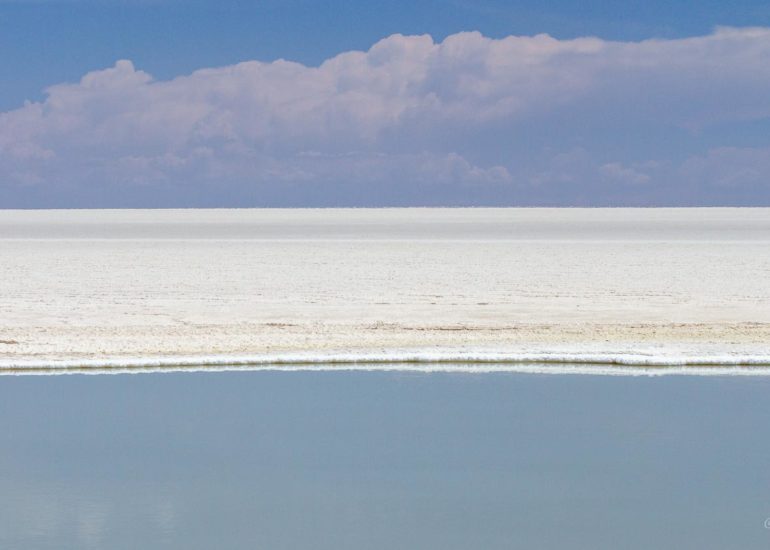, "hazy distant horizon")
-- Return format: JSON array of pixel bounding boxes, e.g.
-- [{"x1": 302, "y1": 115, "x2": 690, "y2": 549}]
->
[
  {"x1": 4, "y1": 204, "x2": 770, "y2": 211},
  {"x1": 3, "y1": 177, "x2": 770, "y2": 209}
]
